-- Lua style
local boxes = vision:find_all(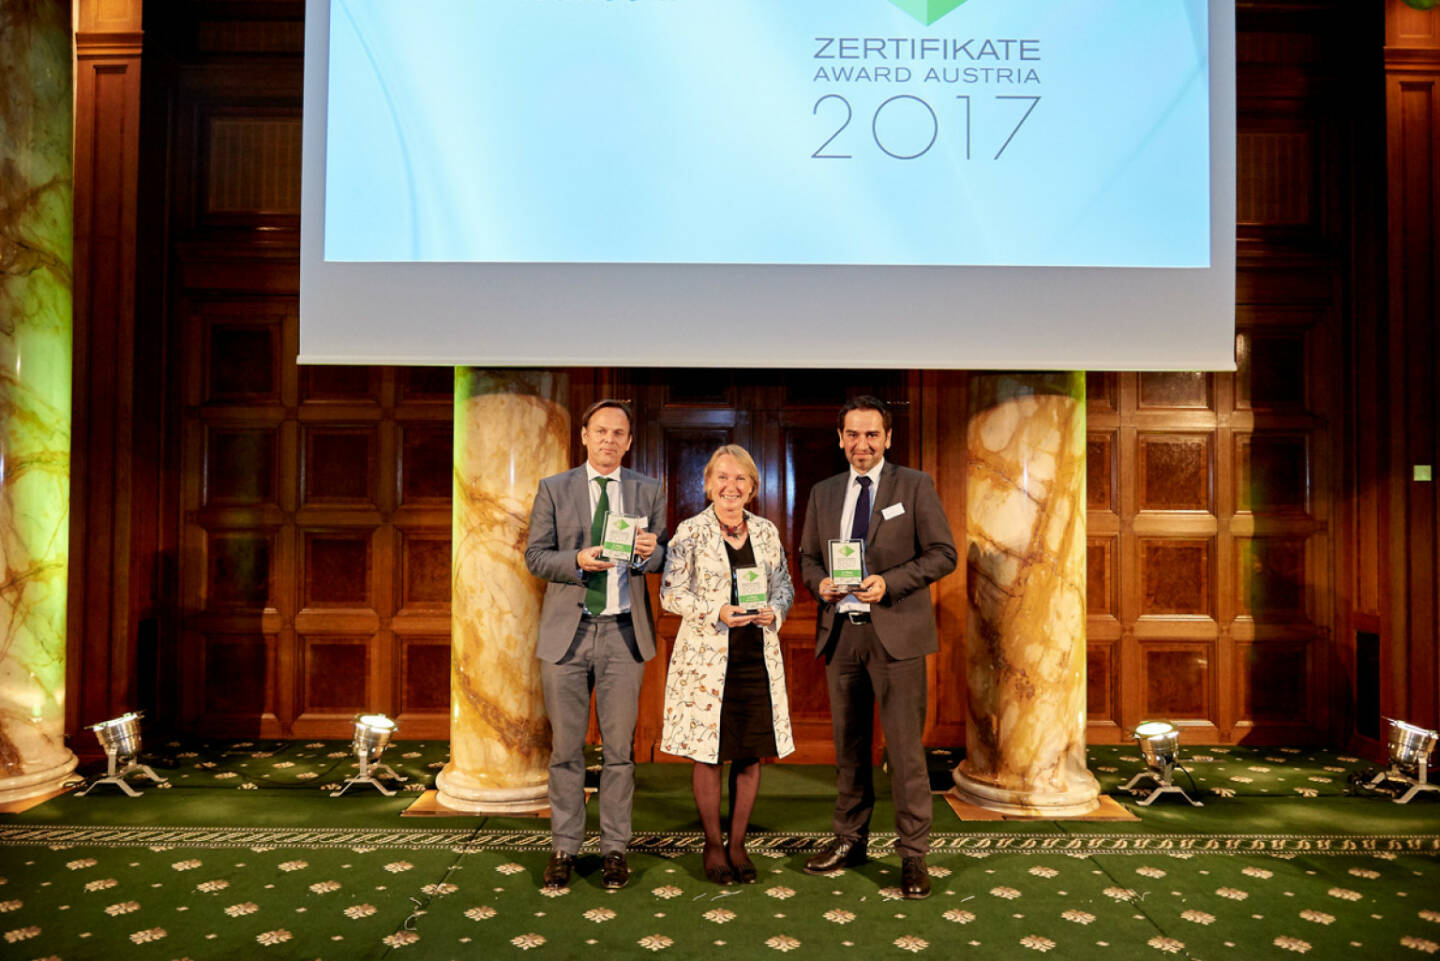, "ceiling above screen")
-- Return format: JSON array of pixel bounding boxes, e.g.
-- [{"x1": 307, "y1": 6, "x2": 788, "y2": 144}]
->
[{"x1": 301, "y1": 0, "x2": 1234, "y2": 371}]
